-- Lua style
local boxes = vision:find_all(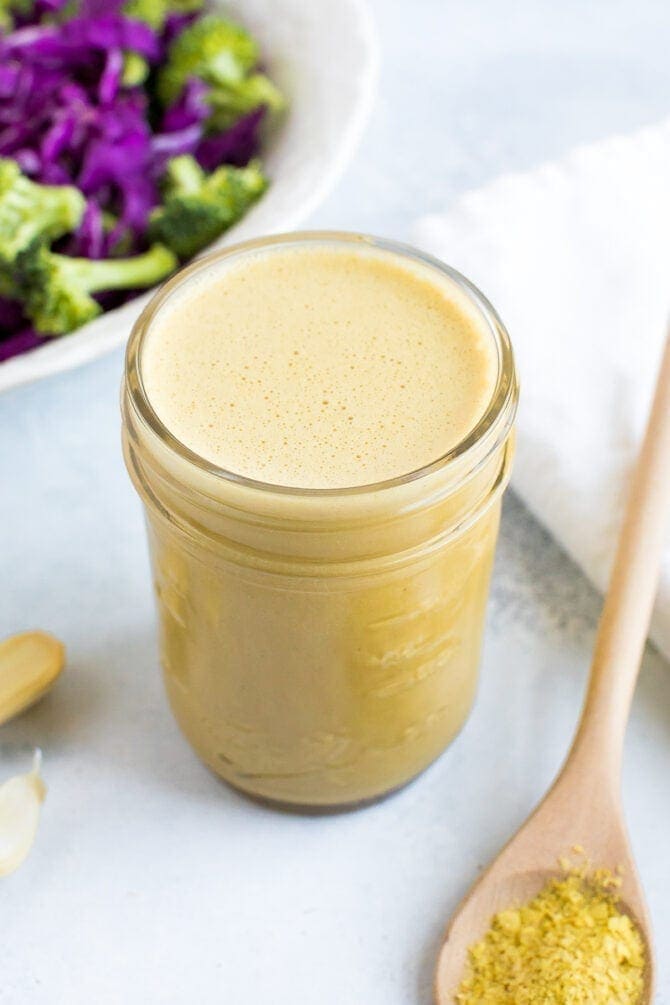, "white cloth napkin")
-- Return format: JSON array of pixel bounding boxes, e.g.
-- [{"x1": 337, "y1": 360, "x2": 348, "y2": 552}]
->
[{"x1": 413, "y1": 120, "x2": 670, "y2": 660}]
